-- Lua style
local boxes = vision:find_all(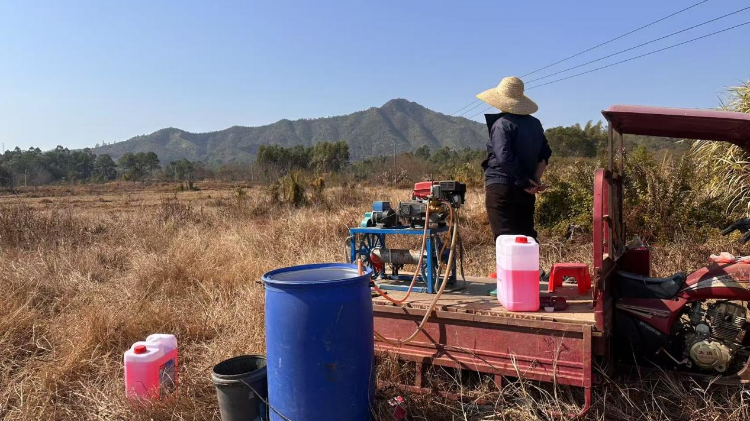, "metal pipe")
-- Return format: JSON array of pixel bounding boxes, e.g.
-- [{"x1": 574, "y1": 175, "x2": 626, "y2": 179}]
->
[{"x1": 372, "y1": 248, "x2": 425, "y2": 266}]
